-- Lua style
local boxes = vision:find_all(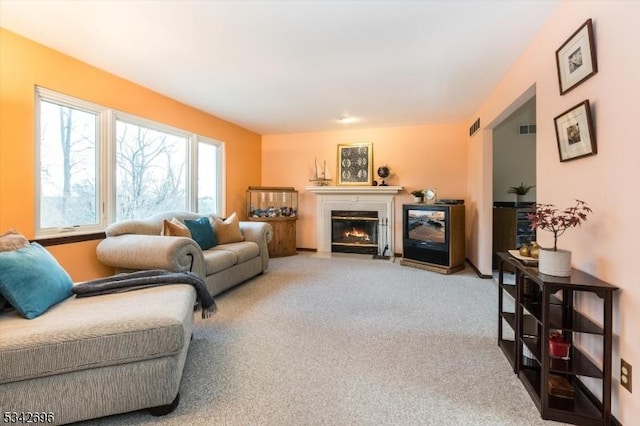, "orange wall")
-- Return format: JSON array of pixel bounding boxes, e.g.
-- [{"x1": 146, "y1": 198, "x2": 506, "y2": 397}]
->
[
  {"x1": 262, "y1": 124, "x2": 467, "y2": 252},
  {"x1": 0, "y1": 28, "x2": 261, "y2": 281},
  {"x1": 466, "y1": 1, "x2": 640, "y2": 421}
]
